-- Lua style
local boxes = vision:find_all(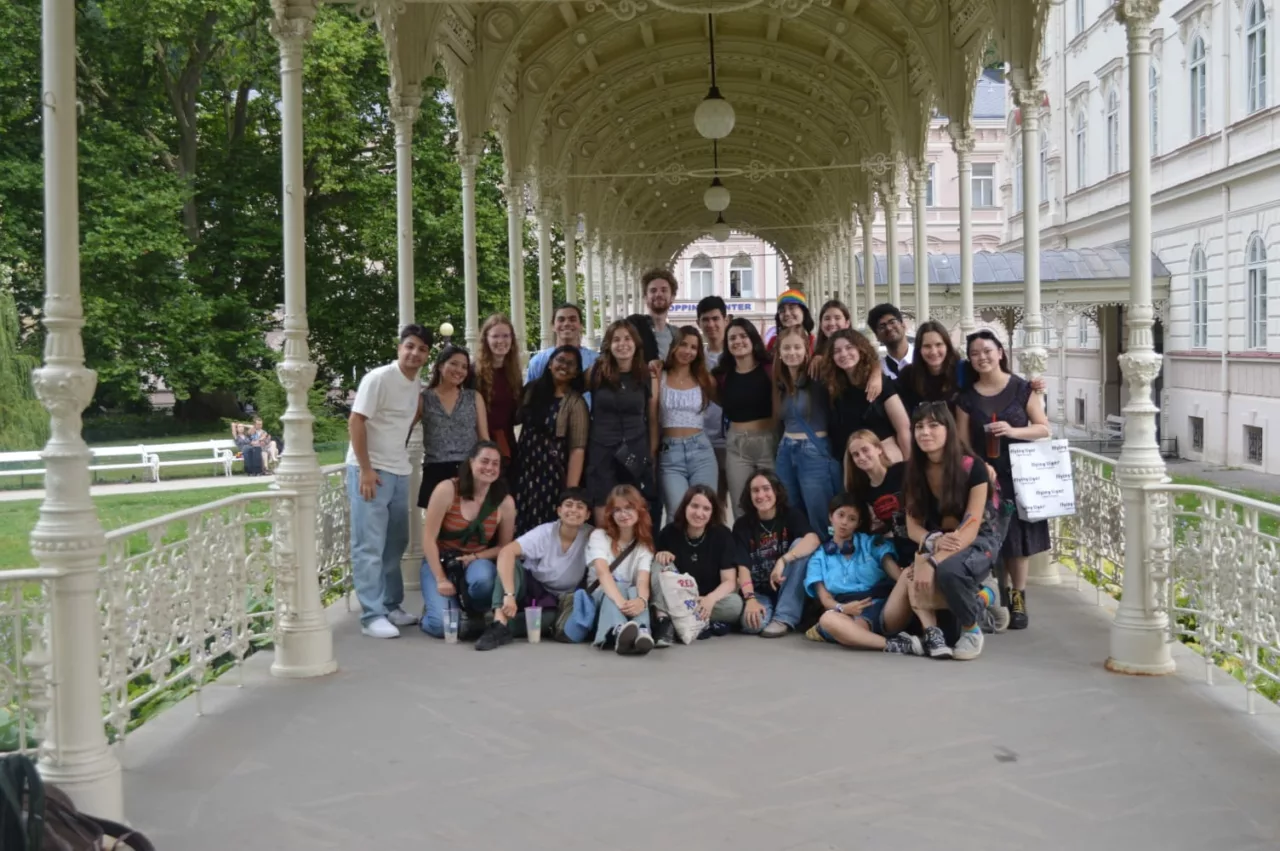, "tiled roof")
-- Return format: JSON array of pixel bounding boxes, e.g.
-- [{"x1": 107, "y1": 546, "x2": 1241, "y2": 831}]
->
[{"x1": 857, "y1": 247, "x2": 1172, "y2": 285}]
